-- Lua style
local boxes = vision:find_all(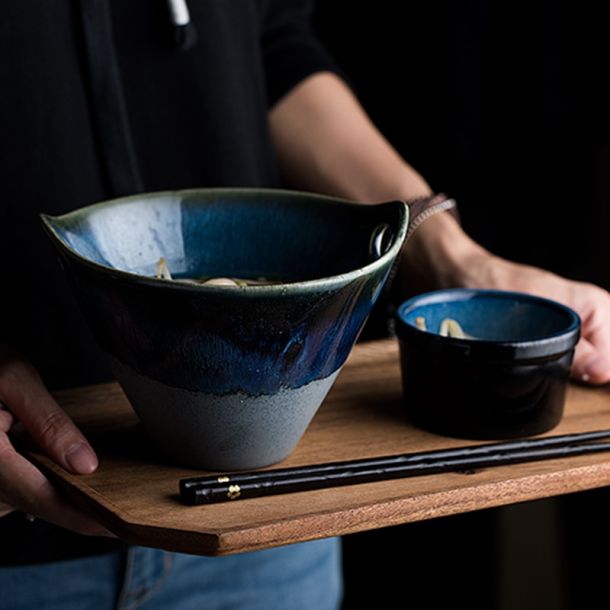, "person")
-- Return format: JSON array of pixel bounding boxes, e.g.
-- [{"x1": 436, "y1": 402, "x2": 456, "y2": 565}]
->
[{"x1": 1, "y1": 1, "x2": 609, "y2": 609}]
